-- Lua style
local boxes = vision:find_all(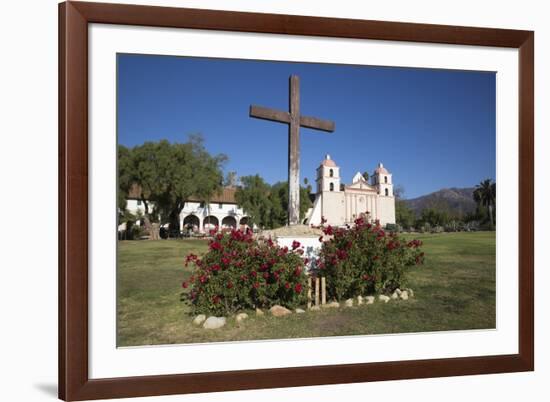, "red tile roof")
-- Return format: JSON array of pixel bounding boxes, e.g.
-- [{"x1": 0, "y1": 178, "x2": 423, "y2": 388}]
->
[{"x1": 127, "y1": 184, "x2": 237, "y2": 204}]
